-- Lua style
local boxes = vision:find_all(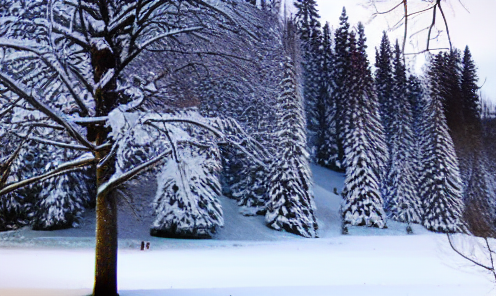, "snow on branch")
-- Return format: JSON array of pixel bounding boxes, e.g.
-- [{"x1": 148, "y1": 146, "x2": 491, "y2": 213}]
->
[
  {"x1": 70, "y1": 115, "x2": 108, "y2": 125},
  {"x1": 14, "y1": 134, "x2": 90, "y2": 151},
  {"x1": 97, "y1": 148, "x2": 172, "y2": 196},
  {"x1": 0, "y1": 72, "x2": 95, "y2": 150},
  {"x1": 0, "y1": 38, "x2": 91, "y2": 115},
  {"x1": 0, "y1": 131, "x2": 31, "y2": 186},
  {"x1": 0, "y1": 154, "x2": 96, "y2": 196}
]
